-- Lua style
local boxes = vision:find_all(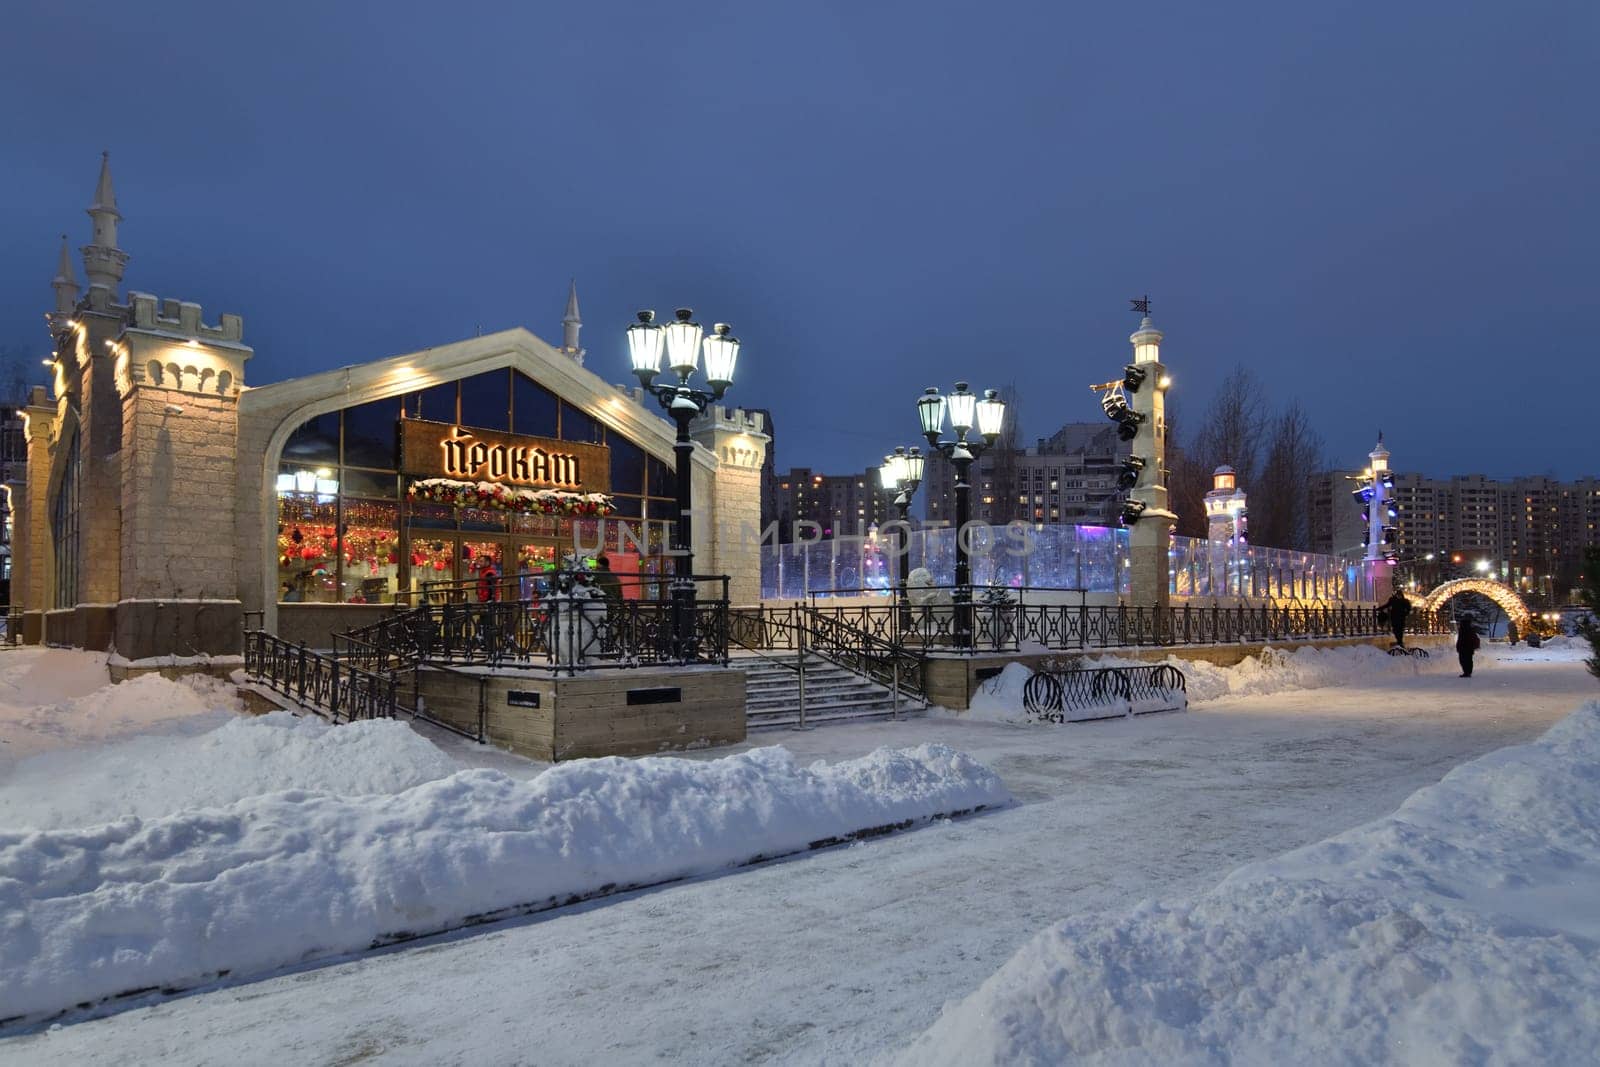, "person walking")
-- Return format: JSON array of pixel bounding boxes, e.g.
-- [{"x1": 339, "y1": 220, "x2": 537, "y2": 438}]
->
[
  {"x1": 1383, "y1": 589, "x2": 1412, "y2": 648},
  {"x1": 1456, "y1": 615, "x2": 1480, "y2": 677}
]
